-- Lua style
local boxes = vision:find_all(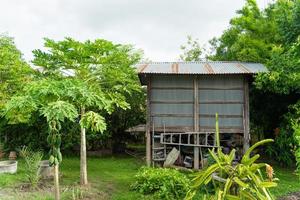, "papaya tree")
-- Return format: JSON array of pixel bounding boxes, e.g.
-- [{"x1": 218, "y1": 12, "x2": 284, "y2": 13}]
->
[
  {"x1": 3, "y1": 80, "x2": 79, "y2": 200},
  {"x1": 31, "y1": 37, "x2": 142, "y2": 185}
]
